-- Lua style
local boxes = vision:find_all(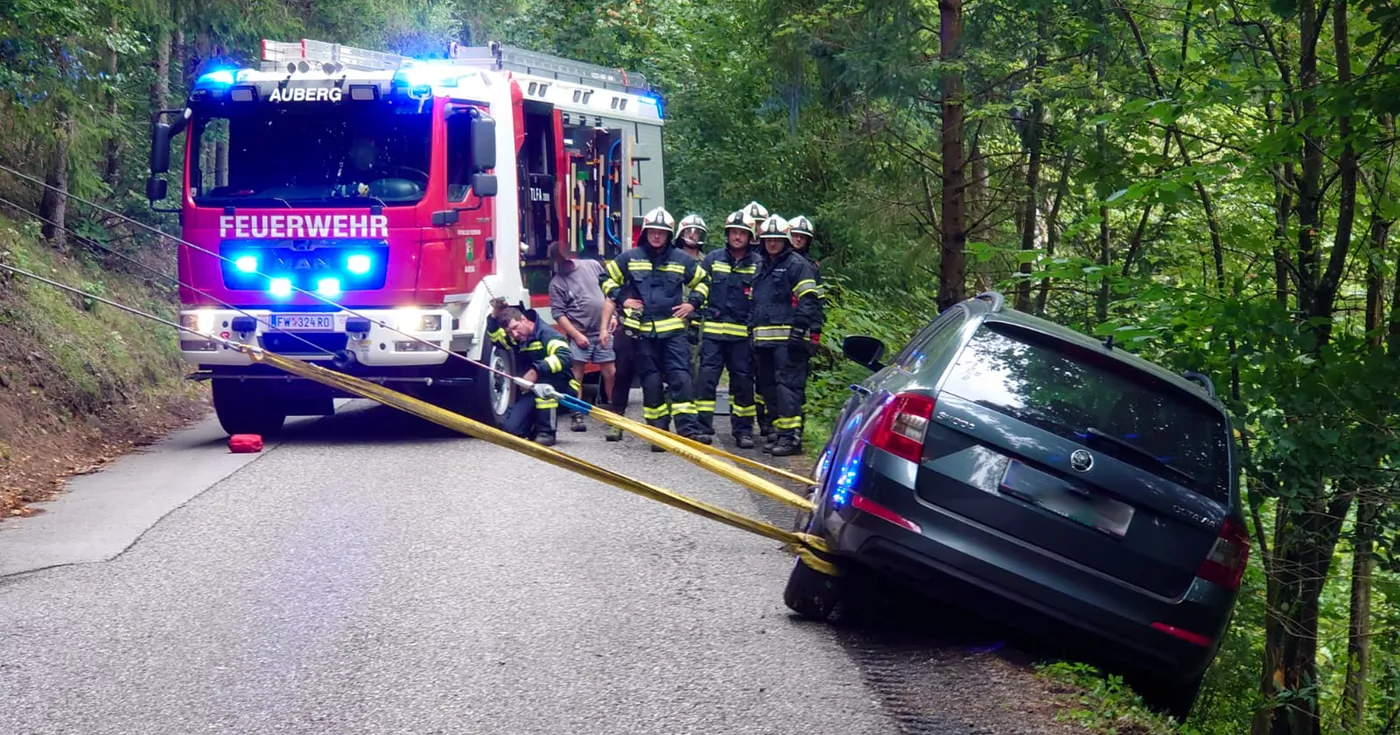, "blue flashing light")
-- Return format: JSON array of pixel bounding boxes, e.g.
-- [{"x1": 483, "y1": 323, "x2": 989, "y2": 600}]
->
[
  {"x1": 198, "y1": 69, "x2": 237, "y2": 87},
  {"x1": 395, "y1": 63, "x2": 475, "y2": 93},
  {"x1": 269, "y1": 278, "x2": 293, "y2": 298},
  {"x1": 346, "y1": 253, "x2": 372, "y2": 275},
  {"x1": 638, "y1": 92, "x2": 664, "y2": 119},
  {"x1": 316, "y1": 278, "x2": 342, "y2": 297},
  {"x1": 831, "y1": 451, "x2": 862, "y2": 508},
  {"x1": 234, "y1": 254, "x2": 258, "y2": 273}
]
